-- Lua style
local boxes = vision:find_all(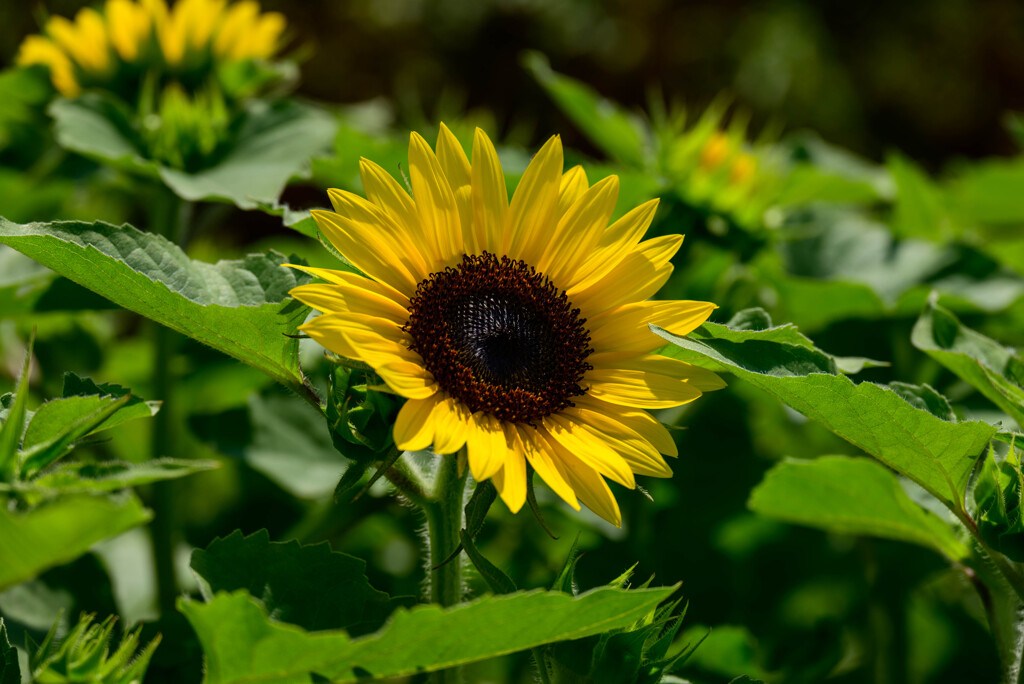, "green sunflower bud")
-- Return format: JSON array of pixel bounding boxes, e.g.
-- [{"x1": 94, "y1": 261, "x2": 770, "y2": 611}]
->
[{"x1": 975, "y1": 443, "x2": 1024, "y2": 562}]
